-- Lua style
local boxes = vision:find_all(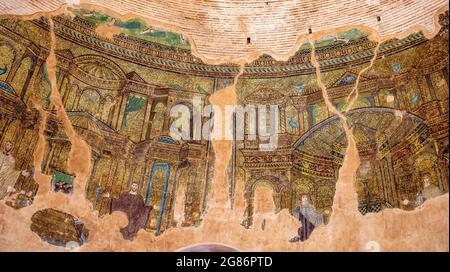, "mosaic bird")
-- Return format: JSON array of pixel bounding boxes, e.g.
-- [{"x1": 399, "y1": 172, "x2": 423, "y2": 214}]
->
[
  {"x1": 392, "y1": 63, "x2": 401, "y2": 73},
  {"x1": 107, "y1": 18, "x2": 117, "y2": 27},
  {"x1": 319, "y1": 34, "x2": 350, "y2": 43},
  {"x1": 82, "y1": 11, "x2": 97, "y2": 17},
  {"x1": 179, "y1": 35, "x2": 188, "y2": 44},
  {"x1": 140, "y1": 26, "x2": 154, "y2": 35},
  {"x1": 196, "y1": 86, "x2": 207, "y2": 93},
  {"x1": 288, "y1": 116, "x2": 298, "y2": 129},
  {"x1": 0, "y1": 64, "x2": 7, "y2": 75}
]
